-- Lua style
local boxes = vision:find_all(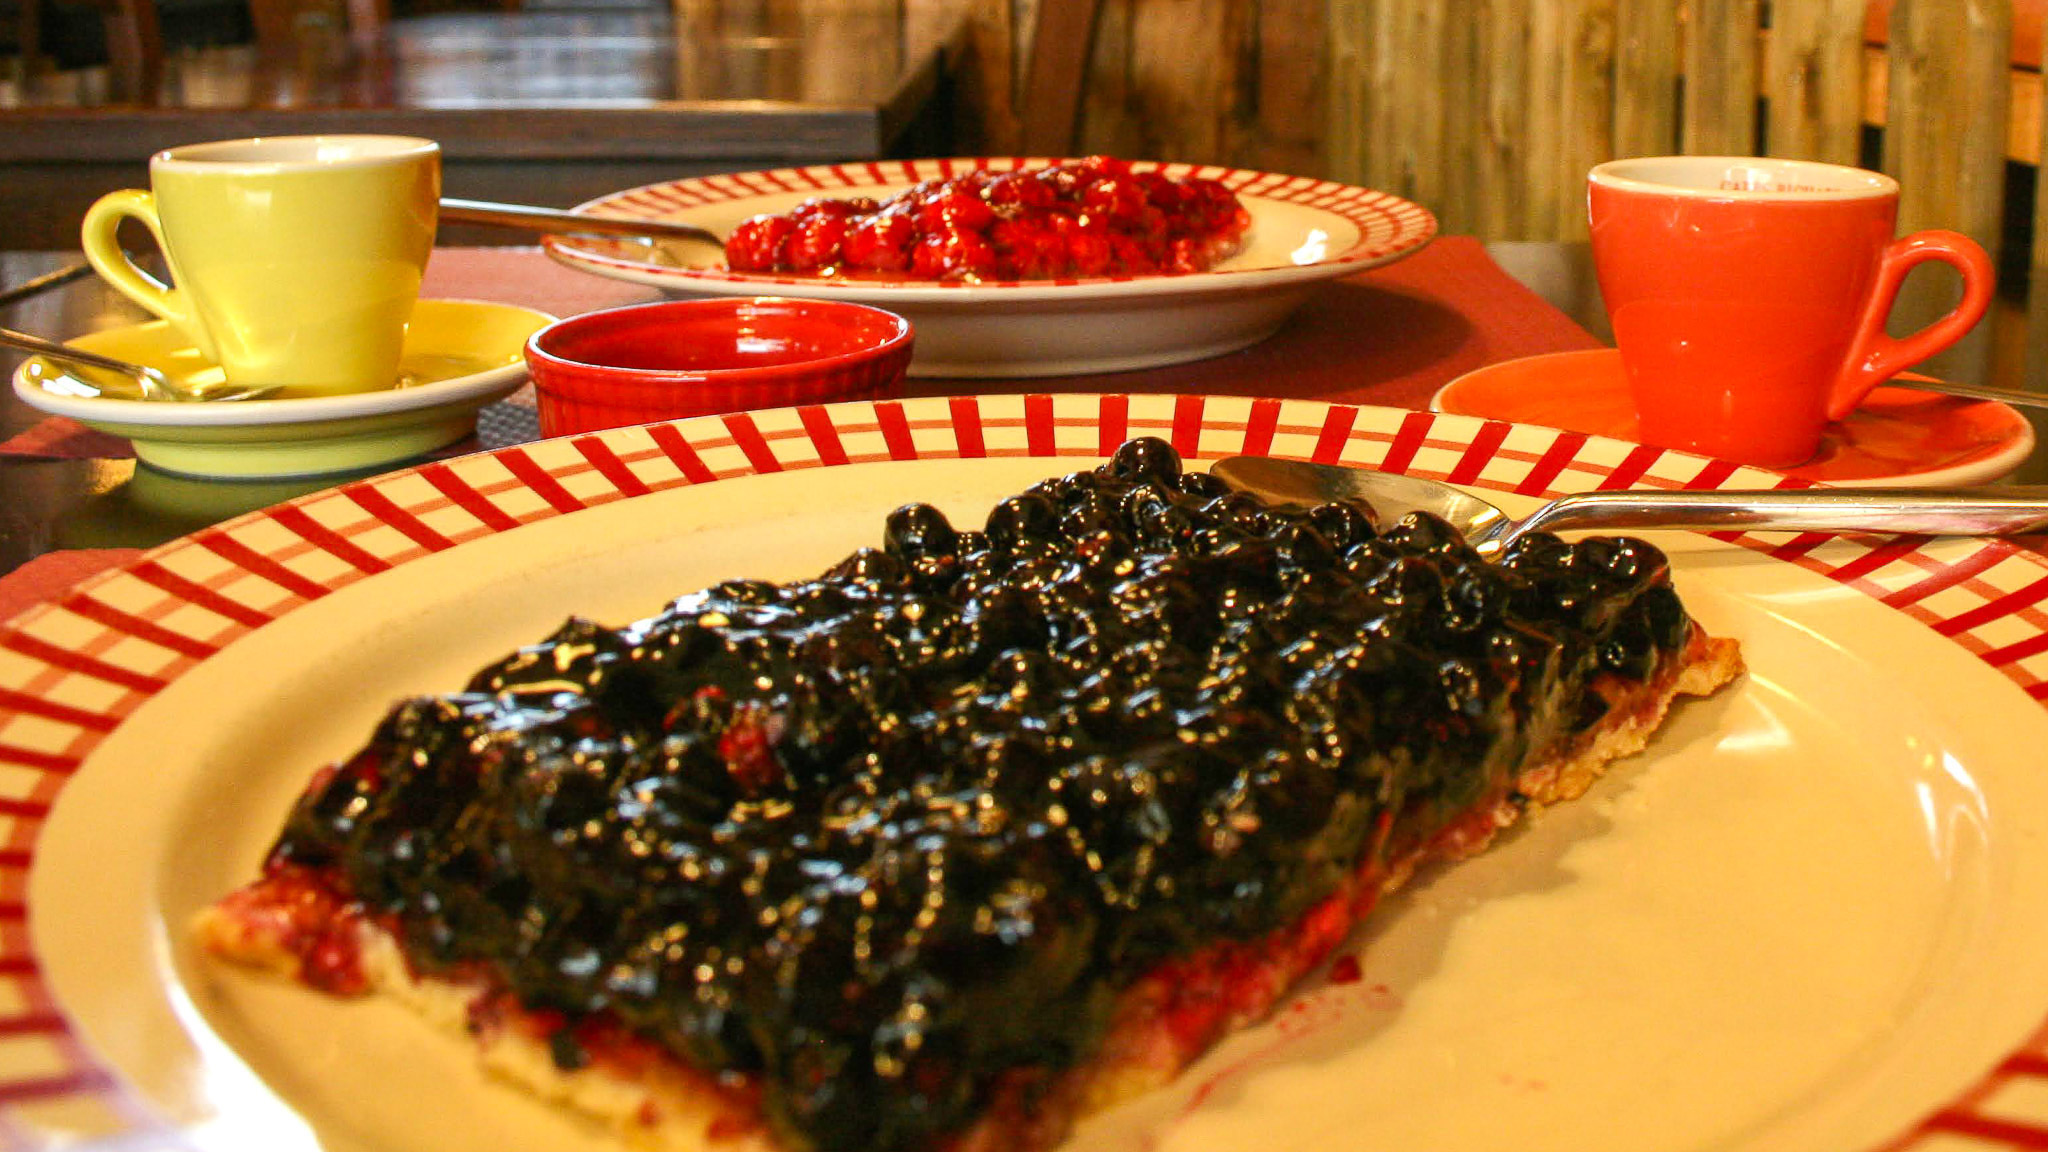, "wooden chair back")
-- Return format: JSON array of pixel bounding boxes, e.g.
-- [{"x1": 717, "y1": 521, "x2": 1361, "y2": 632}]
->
[
  {"x1": 247, "y1": 0, "x2": 385, "y2": 57},
  {"x1": 1018, "y1": 0, "x2": 1099, "y2": 155},
  {"x1": 12, "y1": 0, "x2": 385, "y2": 104},
  {"x1": 13, "y1": 0, "x2": 162, "y2": 101}
]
